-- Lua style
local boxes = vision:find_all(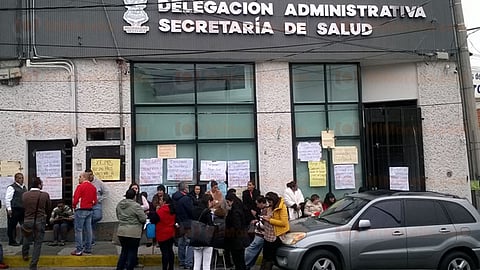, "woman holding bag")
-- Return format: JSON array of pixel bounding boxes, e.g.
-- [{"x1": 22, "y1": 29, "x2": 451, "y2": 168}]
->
[
  {"x1": 191, "y1": 194, "x2": 215, "y2": 270},
  {"x1": 155, "y1": 194, "x2": 176, "y2": 270}
]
